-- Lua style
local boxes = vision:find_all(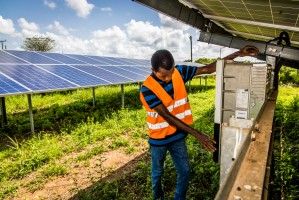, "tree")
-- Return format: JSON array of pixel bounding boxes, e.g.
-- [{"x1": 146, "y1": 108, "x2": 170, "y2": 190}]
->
[
  {"x1": 195, "y1": 57, "x2": 218, "y2": 65},
  {"x1": 22, "y1": 36, "x2": 55, "y2": 52}
]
